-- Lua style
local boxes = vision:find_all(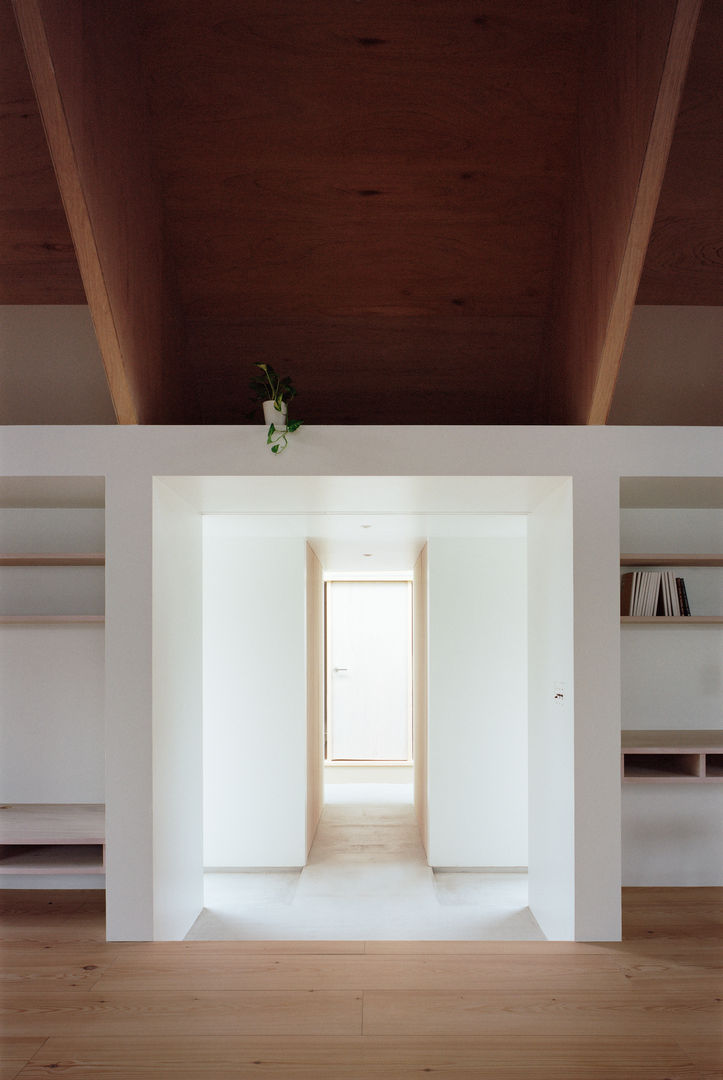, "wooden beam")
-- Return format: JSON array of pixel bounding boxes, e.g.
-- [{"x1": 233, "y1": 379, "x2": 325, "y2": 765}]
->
[
  {"x1": 12, "y1": 0, "x2": 188, "y2": 423},
  {"x1": 545, "y1": 0, "x2": 701, "y2": 425},
  {"x1": 0, "y1": 0, "x2": 85, "y2": 304}
]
